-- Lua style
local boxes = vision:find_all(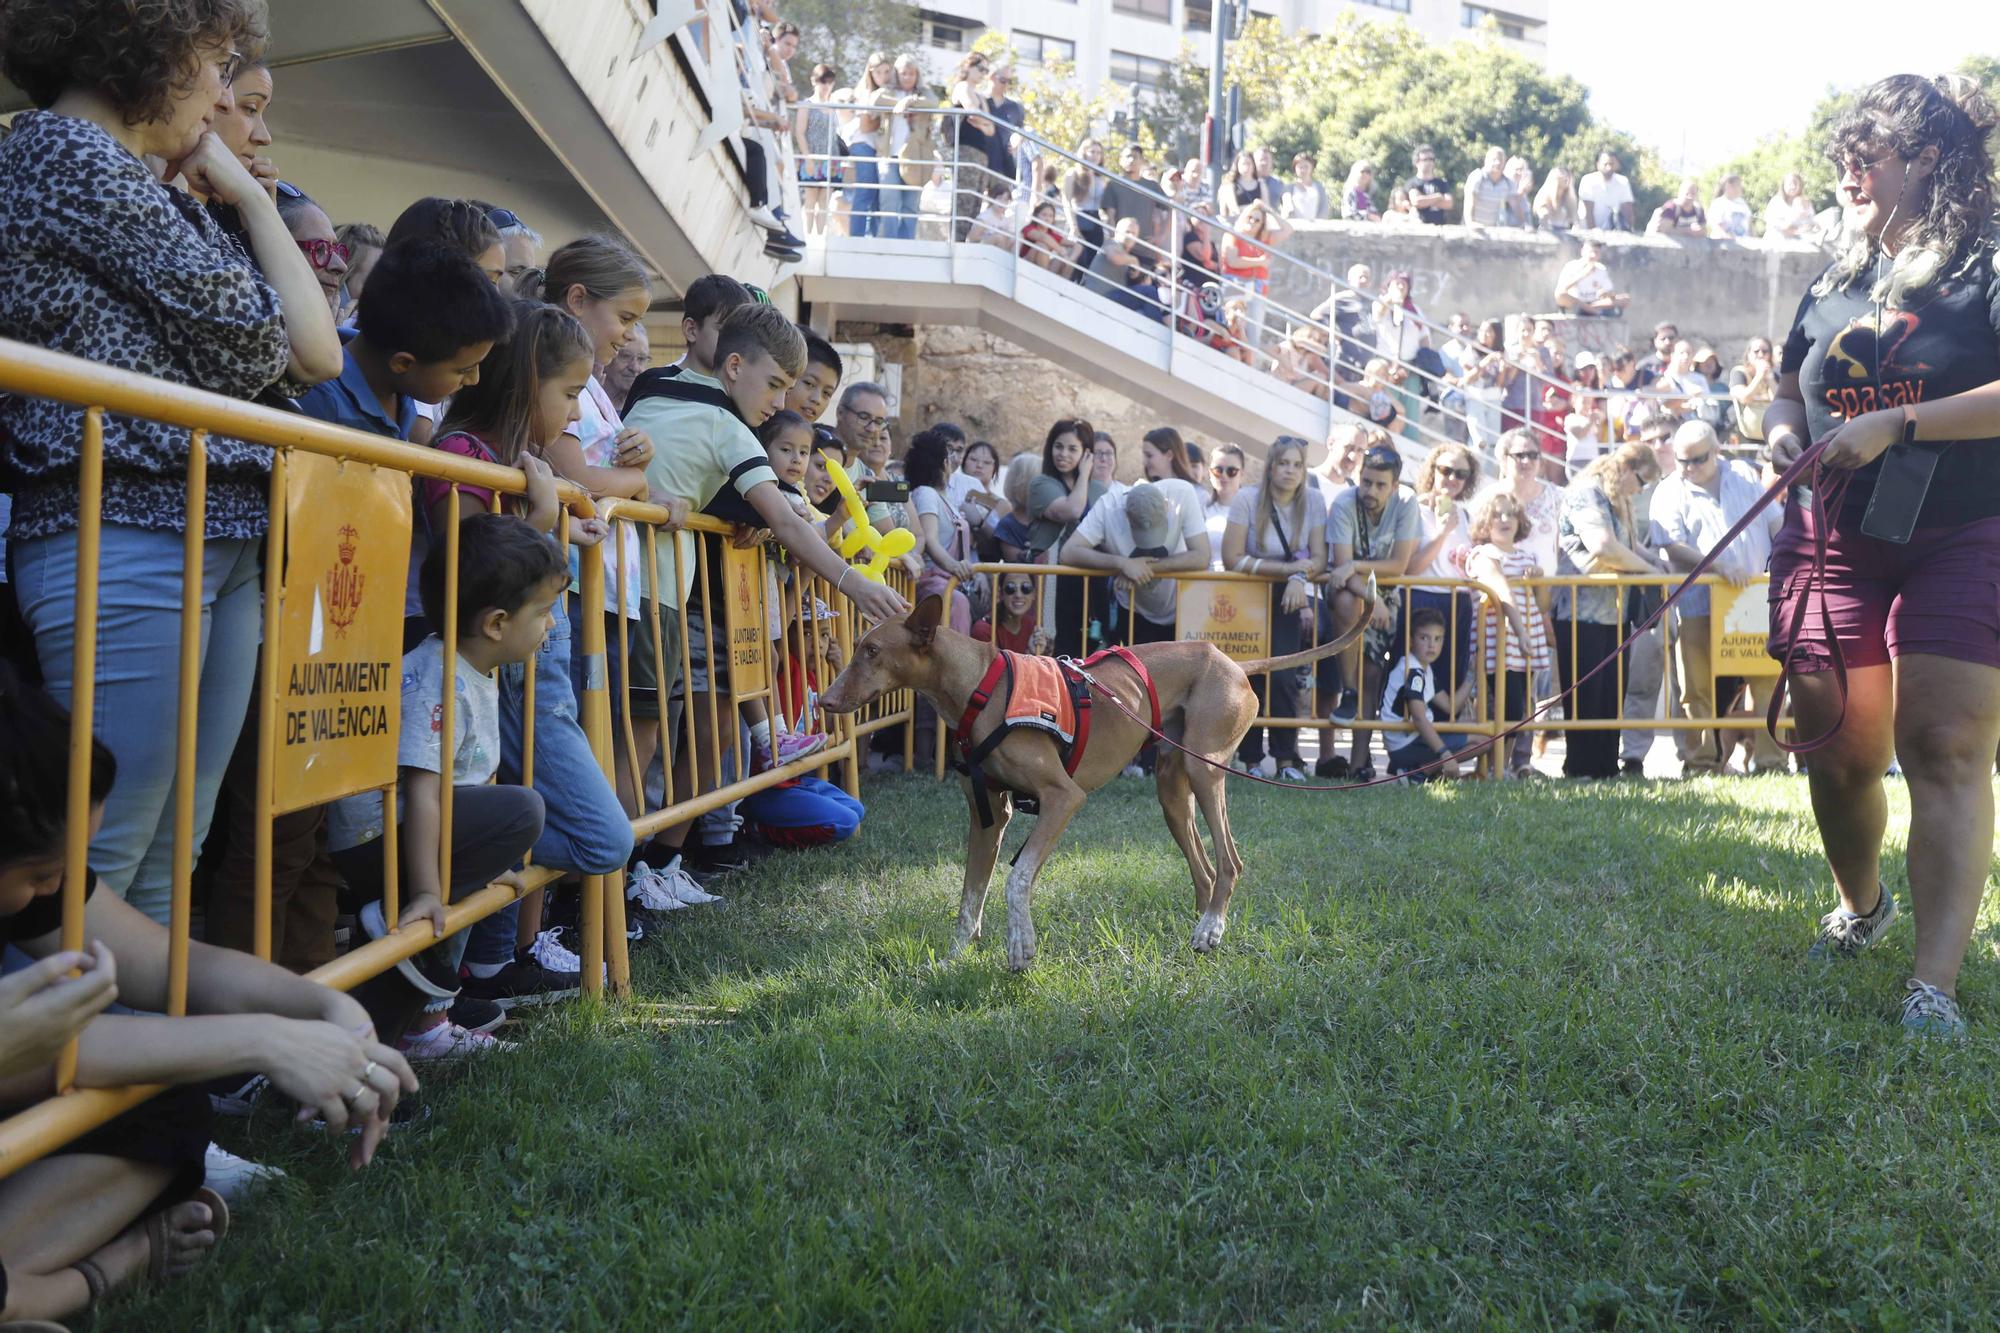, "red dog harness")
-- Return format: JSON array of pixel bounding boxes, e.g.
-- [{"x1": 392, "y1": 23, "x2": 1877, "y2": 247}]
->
[{"x1": 952, "y1": 646, "x2": 1161, "y2": 827}]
